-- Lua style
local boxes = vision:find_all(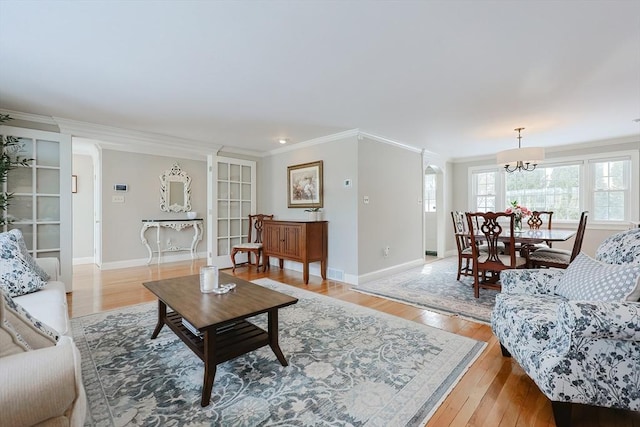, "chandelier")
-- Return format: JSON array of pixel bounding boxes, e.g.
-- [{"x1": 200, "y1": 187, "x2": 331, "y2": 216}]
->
[{"x1": 496, "y1": 127, "x2": 545, "y2": 173}]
